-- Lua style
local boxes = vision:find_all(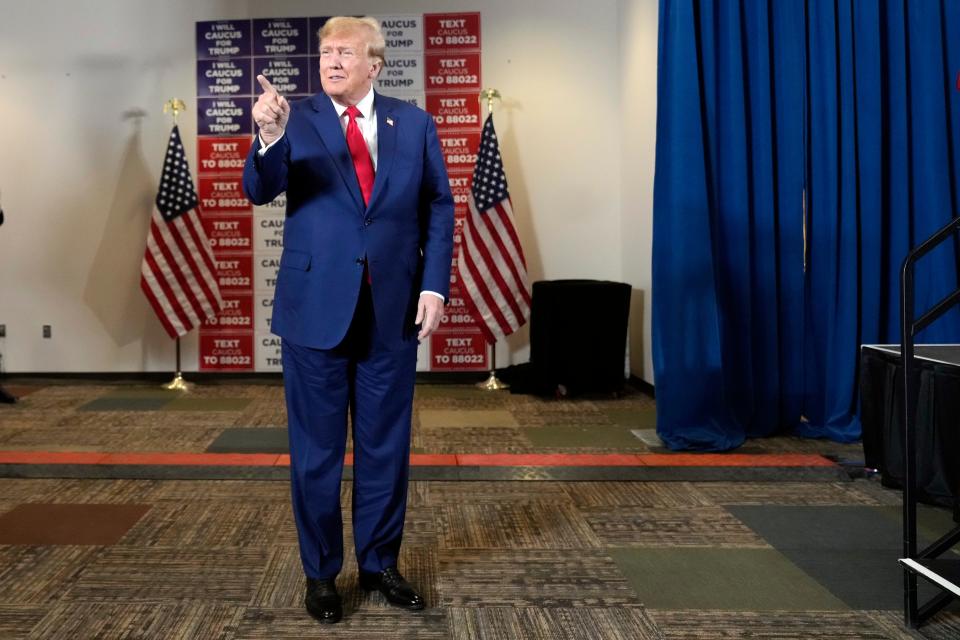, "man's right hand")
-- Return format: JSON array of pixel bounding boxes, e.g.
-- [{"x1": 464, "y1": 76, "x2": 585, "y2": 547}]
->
[{"x1": 253, "y1": 74, "x2": 290, "y2": 145}]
